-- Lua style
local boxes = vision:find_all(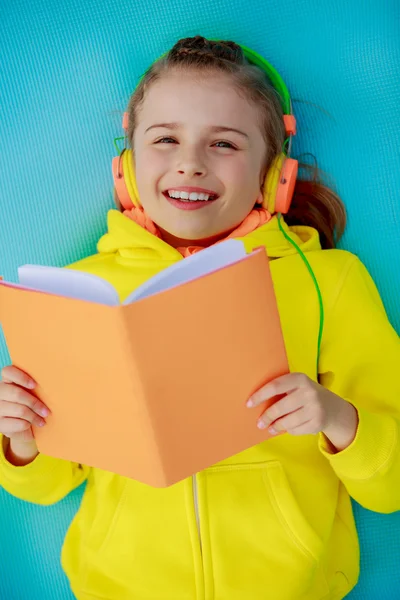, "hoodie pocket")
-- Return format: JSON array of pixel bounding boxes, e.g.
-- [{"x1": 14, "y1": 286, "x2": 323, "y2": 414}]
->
[
  {"x1": 80, "y1": 476, "x2": 198, "y2": 600},
  {"x1": 203, "y1": 460, "x2": 330, "y2": 599},
  {"x1": 263, "y1": 461, "x2": 323, "y2": 563}
]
